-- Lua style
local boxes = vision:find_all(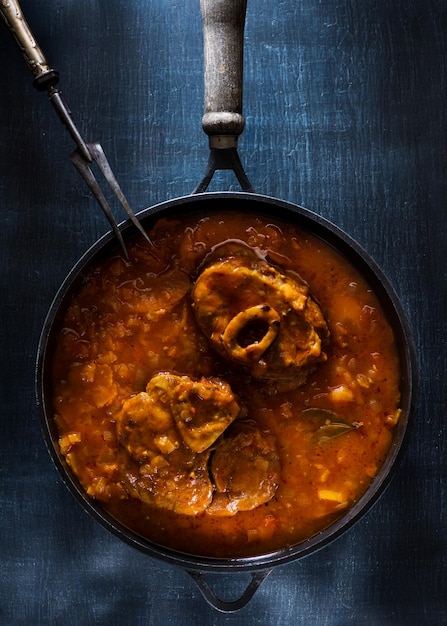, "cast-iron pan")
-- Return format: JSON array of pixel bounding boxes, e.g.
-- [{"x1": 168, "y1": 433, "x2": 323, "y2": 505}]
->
[{"x1": 36, "y1": 0, "x2": 417, "y2": 613}]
